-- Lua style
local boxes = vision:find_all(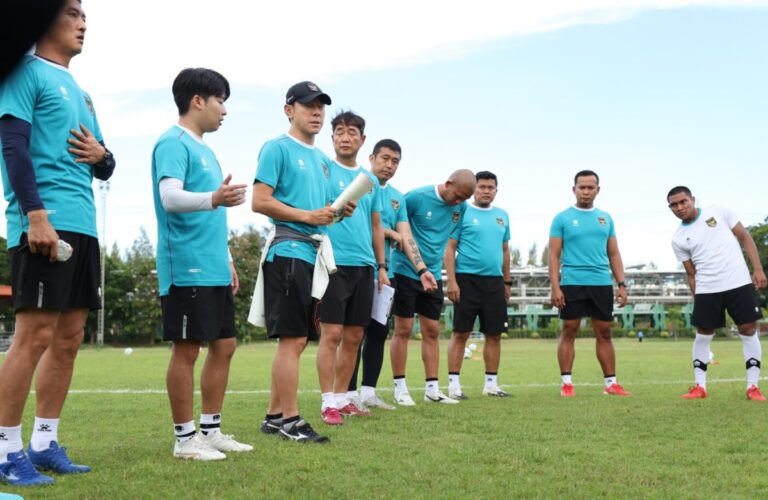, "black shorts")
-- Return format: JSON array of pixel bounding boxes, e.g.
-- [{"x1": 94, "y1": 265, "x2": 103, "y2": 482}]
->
[
  {"x1": 692, "y1": 283, "x2": 762, "y2": 329},
  {"x1": 262, "y1": 256, "x2": 319, "y2": 340},
  {"x1": 317, "y1": 265, "x2": 373, "y2": 327},
  {"x1": 392, "y1": 273, "x2": 444, "y2": 321},
  {"x1": 161, "y1": 285, "x2": 235, "y2": 342},
  {"x1": 10, "y1": 231, "x2": 101, "y2": 312},
  {"x1": 452, "y1": 274, "x2": 508, "y2": 335},
  {"x1": 559, "y1": 285, "x2": 614, "y2": 322}
]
